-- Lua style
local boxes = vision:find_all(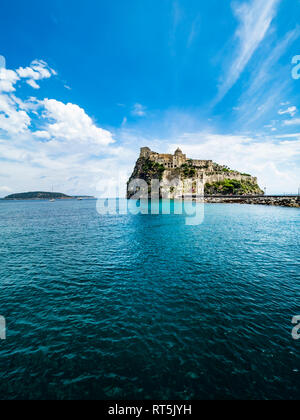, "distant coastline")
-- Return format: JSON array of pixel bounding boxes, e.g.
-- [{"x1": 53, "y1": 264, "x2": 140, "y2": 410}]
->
[{"x1": 2, "y1": 192, "x2": 95, "y2": 200}]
